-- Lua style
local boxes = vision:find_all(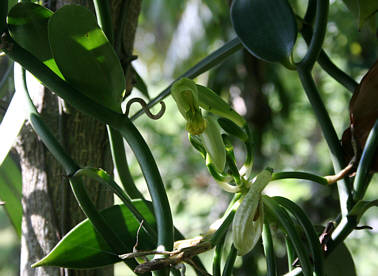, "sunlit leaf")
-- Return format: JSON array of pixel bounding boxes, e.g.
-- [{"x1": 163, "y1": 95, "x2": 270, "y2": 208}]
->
[
  {"x1": 48, "y1": 5, "x2": 125, "y2": 112},
  {"x1": 7, "y1": 2, "x2": 63, "y2": 78},
  {"x1": 230, "y1": 0, "x2": 297, "y2": 65},
  {"x1": 0, "y1": 69, "x2": 26, "y2": 166},
  {"x1": 325, "y1": 243, "x2": 357, "y2": 276},
  {"x1": 0, "y1": 155, "x2": 22, "y2": 238},
  {"x1": 33, "y1": 200, "x2": 156, "y2": 269}
]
